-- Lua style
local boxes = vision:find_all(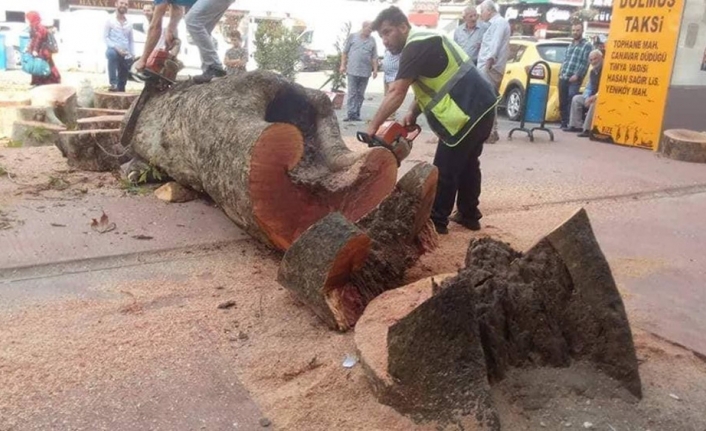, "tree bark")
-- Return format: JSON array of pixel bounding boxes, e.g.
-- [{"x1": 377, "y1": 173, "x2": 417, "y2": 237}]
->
[
  {"x1": 277, "y1": 162, "x2": 439, "y2": 331},
  {"x1": 57, "y1": 129, "x2": 129, "y2": 171},
  {"x1": 125, "y1": 71, "x2": 398, "y2": 250},
  {"x1": 659, "y1": 129, "x2": 706, "y2": 164},
  {"x1": 354, "y1": 208, "x2": 642, "y2": 428},
  {"x1": 94, "y1": 91, "x2": 139, "y2": 110}
]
